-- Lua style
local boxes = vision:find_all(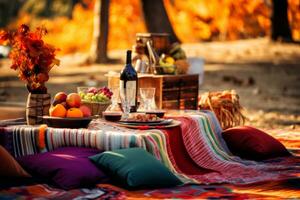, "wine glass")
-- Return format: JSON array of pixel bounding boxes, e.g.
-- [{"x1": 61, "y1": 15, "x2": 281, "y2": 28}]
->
[
  {"x1": 119, "y1": 88, "x2": 130, "y2": 120},
  {"x1": 139, "y1": 88, "x2": 156, "y2": 111},
  {"x1": 105, "y1": 87, "x2": 122, "y2": 112}
]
